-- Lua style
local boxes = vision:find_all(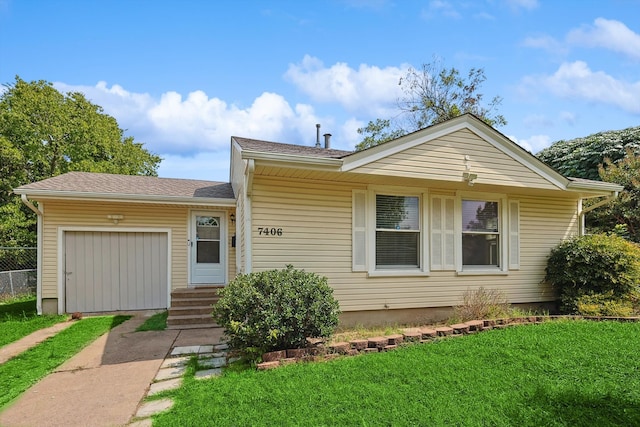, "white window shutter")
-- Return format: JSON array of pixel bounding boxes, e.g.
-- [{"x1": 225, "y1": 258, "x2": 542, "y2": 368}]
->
[
  {"x1": 431, "y1": 197, "x2": 443, "y2": 270},
  {"x1": 443, "y1": 197, "x2": 455, "y2": 270},
  {"x1": 352, "y1": 190, "x2": 367, "y2": 271},
  {"x1": 431, "y1": 196, "x2": 455, "y2": 270},
  {"x1": 508, "y1": 200, "x2": 520, "y2": 270}
]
